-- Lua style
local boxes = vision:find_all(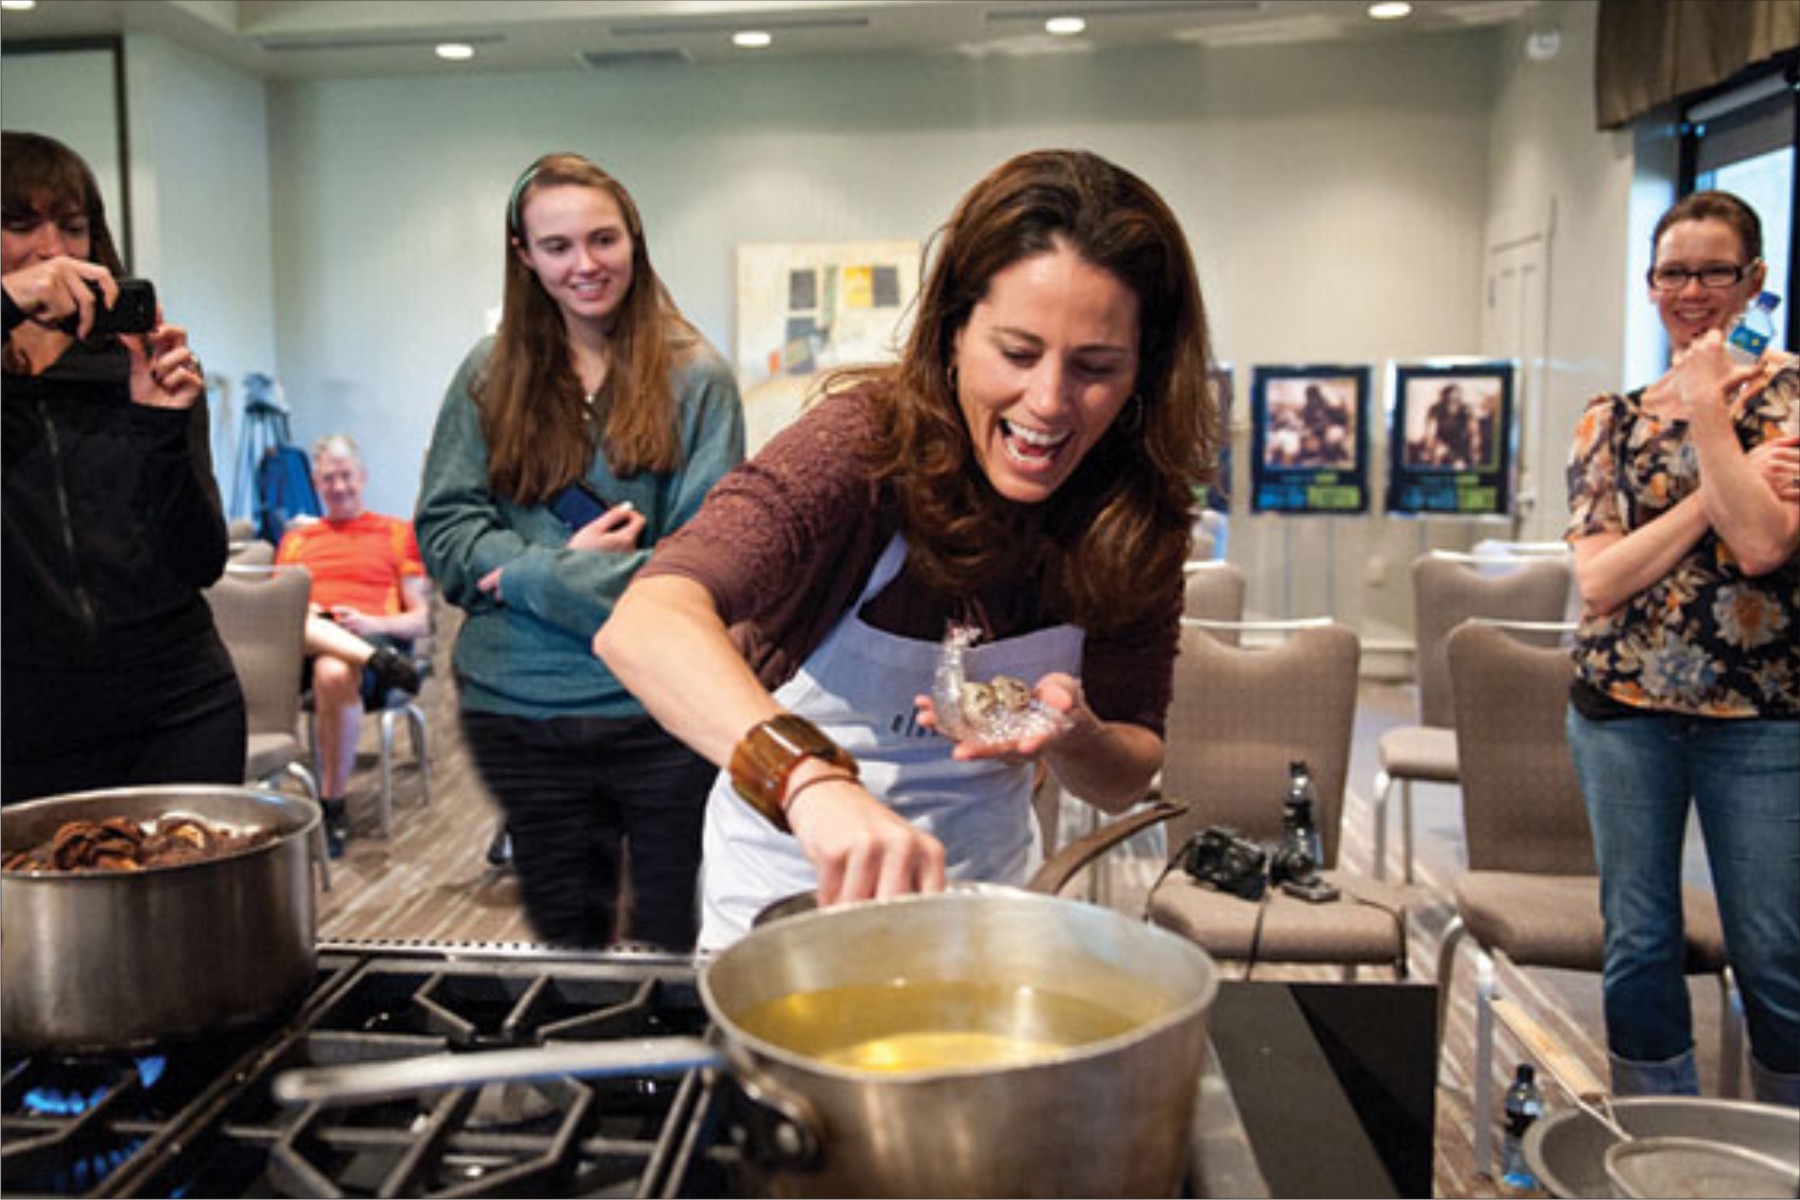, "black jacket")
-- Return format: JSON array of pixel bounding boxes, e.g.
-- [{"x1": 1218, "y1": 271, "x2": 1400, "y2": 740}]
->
[{"x1": 3, "y1": 340, "x2": 230, "y2": 678}]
